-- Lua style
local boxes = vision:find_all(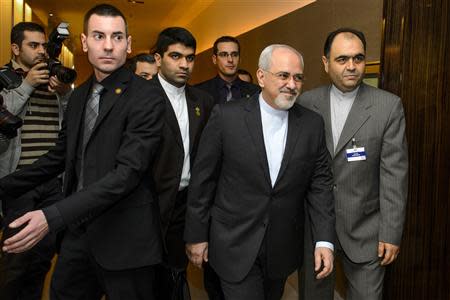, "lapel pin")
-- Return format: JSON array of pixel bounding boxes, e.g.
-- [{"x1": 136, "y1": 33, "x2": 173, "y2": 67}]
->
[
  {"x1": 115, "y1": 88, "x2": 122, "y2": 94},
  {"x1": 195, "y1": 106, "x2": 201, "y2": 117}
]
